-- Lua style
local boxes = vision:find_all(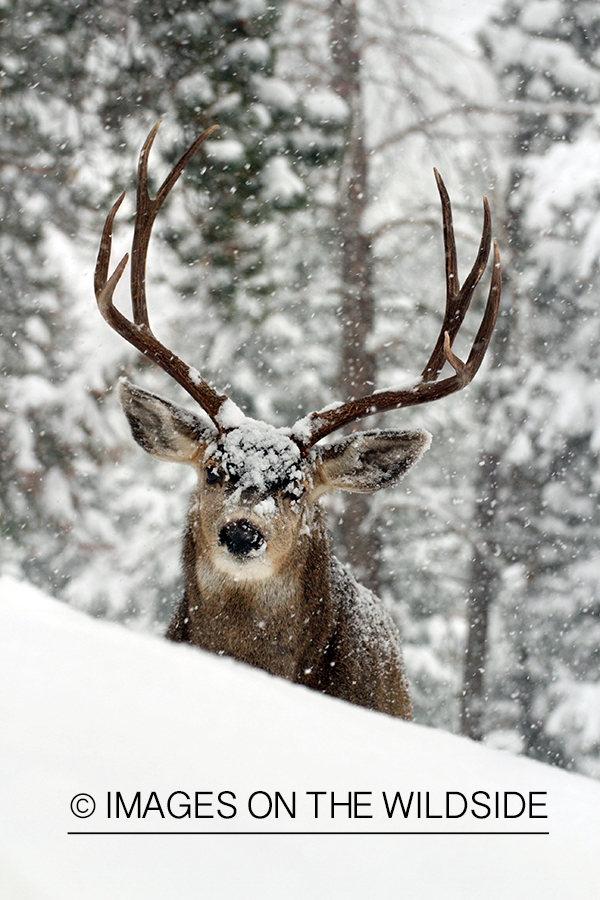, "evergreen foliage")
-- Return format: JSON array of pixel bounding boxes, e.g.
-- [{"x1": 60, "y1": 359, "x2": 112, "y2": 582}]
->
[
  {"x1": 0, "y1": 0, "x2": 110, "y2": 589},
  {"x1": 479, "y1": 0, "x2": 600, "y2": 776}
]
